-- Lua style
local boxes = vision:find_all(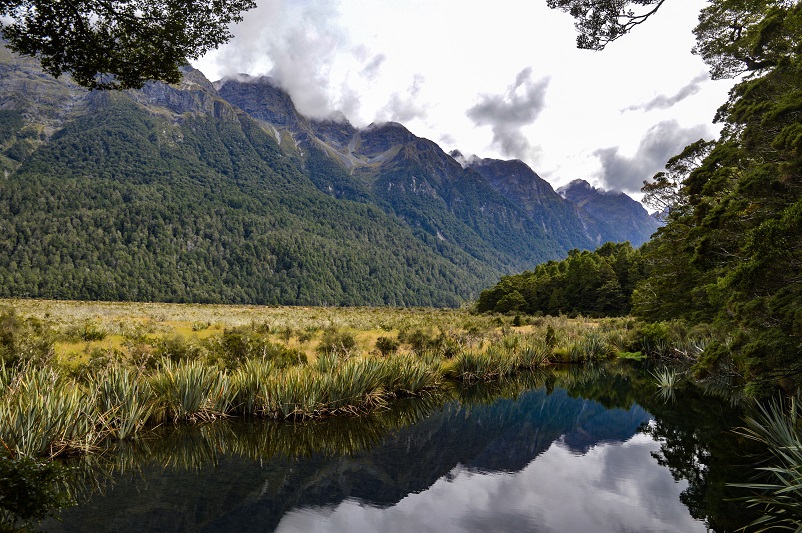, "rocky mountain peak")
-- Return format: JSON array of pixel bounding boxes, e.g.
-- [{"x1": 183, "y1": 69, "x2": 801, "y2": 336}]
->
[
  {"x1": 215, "y1": 74, "x2": 306, "y2": 130},
  {"x1": 359, "y1": 121, "x2": 416, "y2": 155},
  {"x1": 557, "y1": 179, "x2": 661, "y2": 245}
]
